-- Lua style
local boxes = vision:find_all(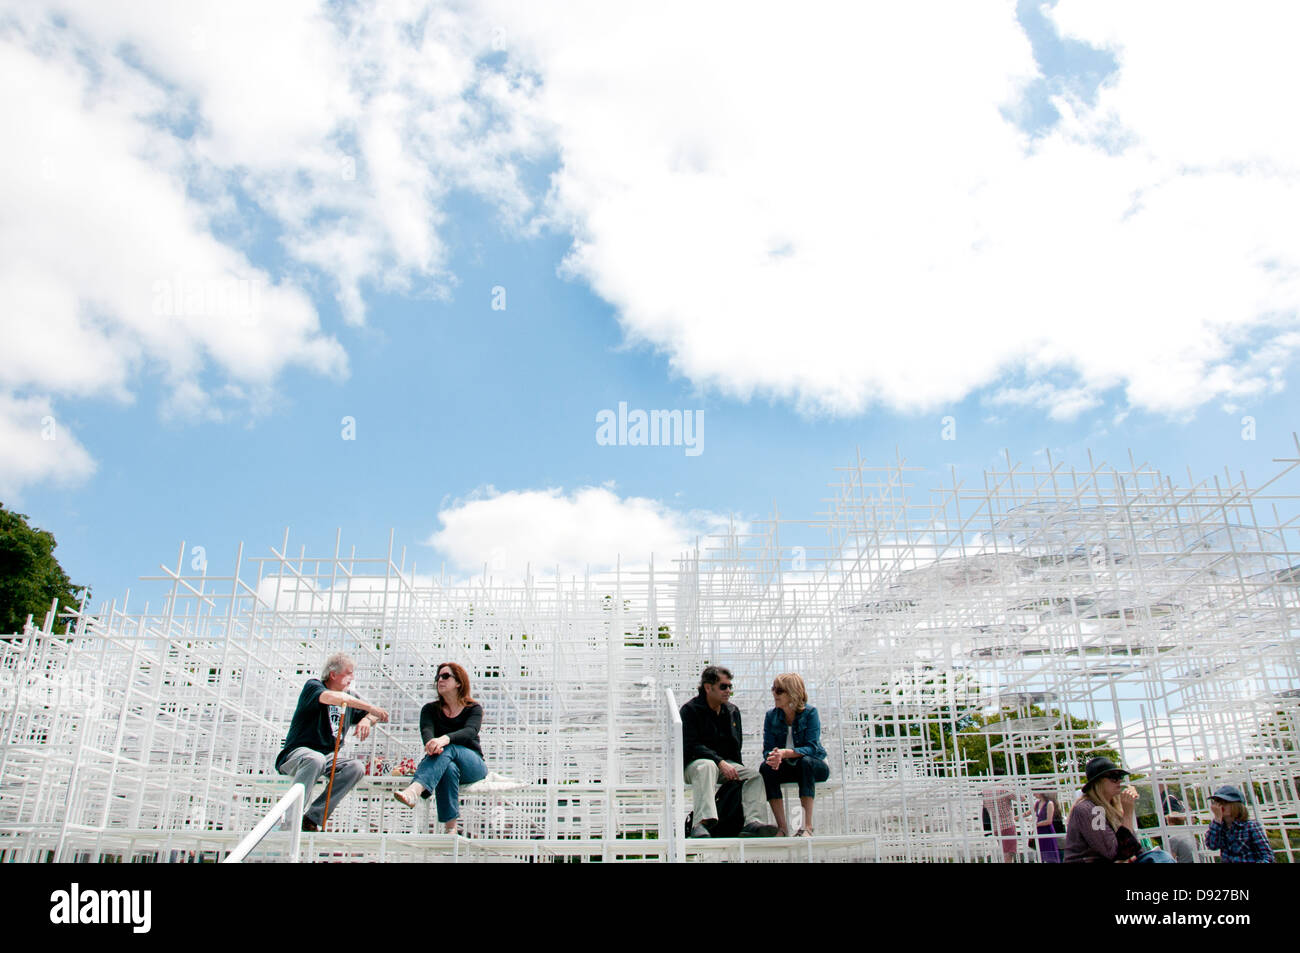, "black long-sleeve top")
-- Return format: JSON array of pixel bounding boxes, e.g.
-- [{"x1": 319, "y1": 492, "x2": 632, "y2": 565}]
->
[
  {"x1": 419, "y1": 701, "x2": 484, "y2": 757},
  {"x1": 680, "y1": 693, "x2": 743, "y2": 767}
]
